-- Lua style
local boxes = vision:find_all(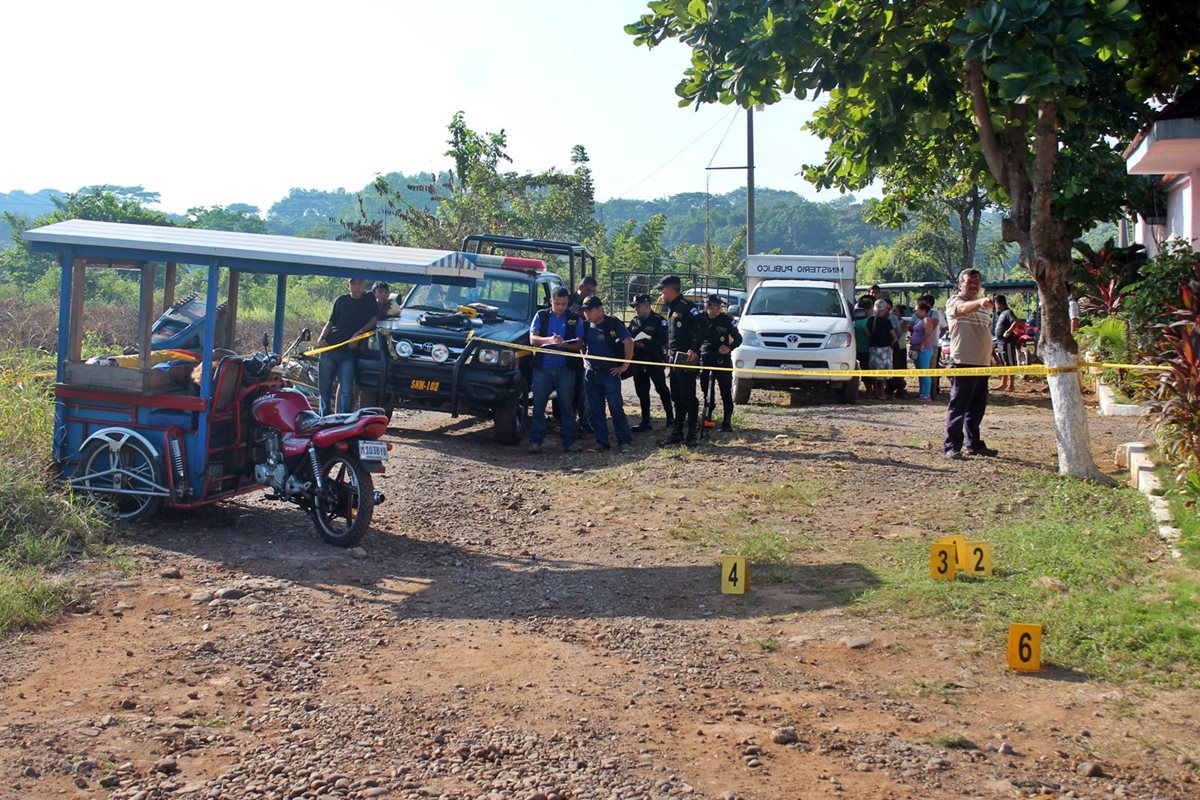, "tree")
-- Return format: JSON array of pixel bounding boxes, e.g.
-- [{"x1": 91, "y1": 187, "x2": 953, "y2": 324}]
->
[
  {"x1": 183, "y1": 205, "x2": 268, "y2": 234},
  {"x1": 338, "y1": 113, "x2": 602, "y2": 252},
  {"x1": 628, "y1": 0, "x2": 1200, "y2": 481},
  {"x1": 2, "y1": 187, "x2": 171, "y2": 287}
]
